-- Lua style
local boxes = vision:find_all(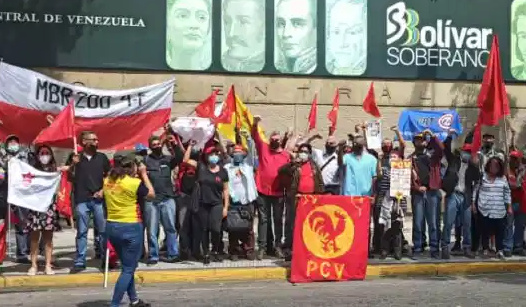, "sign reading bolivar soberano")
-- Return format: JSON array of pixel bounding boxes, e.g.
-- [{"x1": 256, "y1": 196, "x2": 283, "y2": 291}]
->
[{"x1": 0, "y1": 0, "x2": 519, "y2": 83}]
